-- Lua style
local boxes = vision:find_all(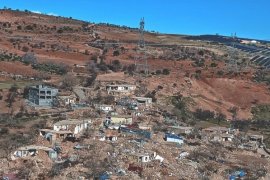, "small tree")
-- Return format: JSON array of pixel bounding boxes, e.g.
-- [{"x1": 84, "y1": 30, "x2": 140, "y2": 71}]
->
[{"x1": 61, "y1": 74, "x2": 79, "y2": 90}]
